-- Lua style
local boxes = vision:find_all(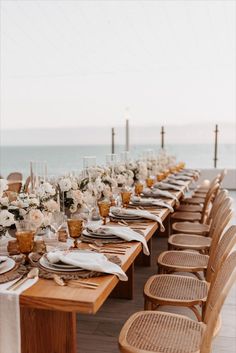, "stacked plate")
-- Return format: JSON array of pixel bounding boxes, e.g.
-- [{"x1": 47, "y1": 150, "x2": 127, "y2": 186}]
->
[
  {"x1": 82, "y1": 228, "x2": 120, "y2": 240},
  {"x1": 109, "y1": 208, "x2": 142, "y2": 222},
  {"x1": 131, "y1": 197, "x2": 163, "y2": 207},
  {"x1": 39, "y1": 253, "x2": 84, "y2": 272},
  {"x1": 0, "y1": 256, "x2": 16, "y2": 275}
]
